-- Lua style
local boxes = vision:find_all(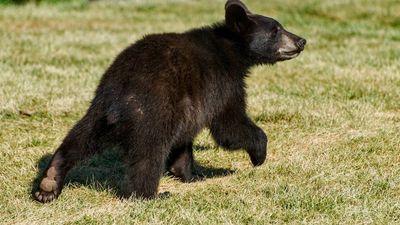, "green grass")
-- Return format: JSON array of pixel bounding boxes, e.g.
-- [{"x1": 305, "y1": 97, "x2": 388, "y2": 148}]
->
[
  {"x1": 0, "y1": 0, "x2": 399, "y2": 224},
  {"x1": 0, "y1": 0, "x2": 88, "y2": 6}
]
